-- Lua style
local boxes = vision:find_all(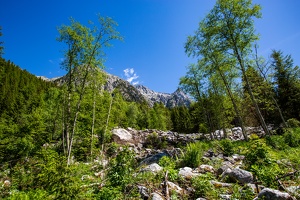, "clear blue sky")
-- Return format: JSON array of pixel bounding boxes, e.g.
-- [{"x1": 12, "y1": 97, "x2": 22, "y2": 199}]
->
[{"x1": 1, "y1": 0, "x2": 299, "y2": 93}]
